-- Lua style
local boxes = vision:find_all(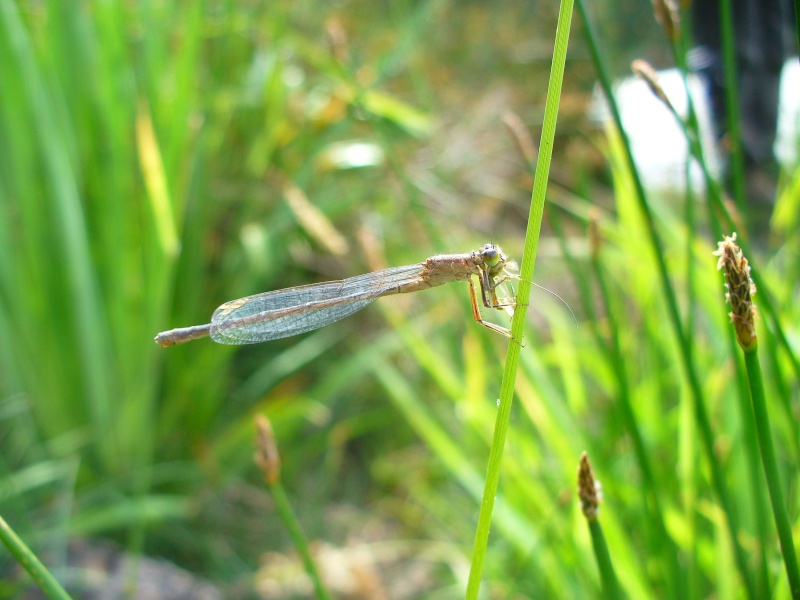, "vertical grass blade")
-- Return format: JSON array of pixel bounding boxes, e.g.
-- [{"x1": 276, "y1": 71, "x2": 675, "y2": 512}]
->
[
  {"x1": 715, "y1": 234, "x2": 800, "y2": 598},
  {"x1": 0, "y1": 0, "x2": 114, "y2": 448},
  {"x1": 577, "y1": 453, "x2": 620, "y2": 599},
  {"x1": 465, "y1": 0, "x2": 574, "y2": 595},
  {"x1": 743, "y1": 349, "x2": 800, "y2": 599},
  {"x1": 576, "y1": 1, "x2": 757, "y2": 594},
  {"x1": 254, "y1": 417, "x2": 331, "y2": 600},
  {"x1": 136, "y1": 103, "x2": 180, "y2": 258}
]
